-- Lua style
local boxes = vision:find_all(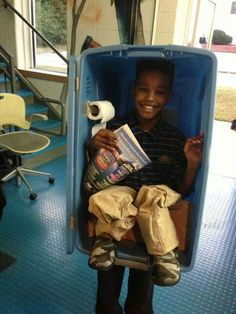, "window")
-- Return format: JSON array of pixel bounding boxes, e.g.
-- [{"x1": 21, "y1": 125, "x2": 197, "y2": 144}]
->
[
  {"x1": 32, "y1": 0, "x2": 67, "y2": 73},
  {"x1": 231, "y1": 1, "x2": 236, "y2": 14}
]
